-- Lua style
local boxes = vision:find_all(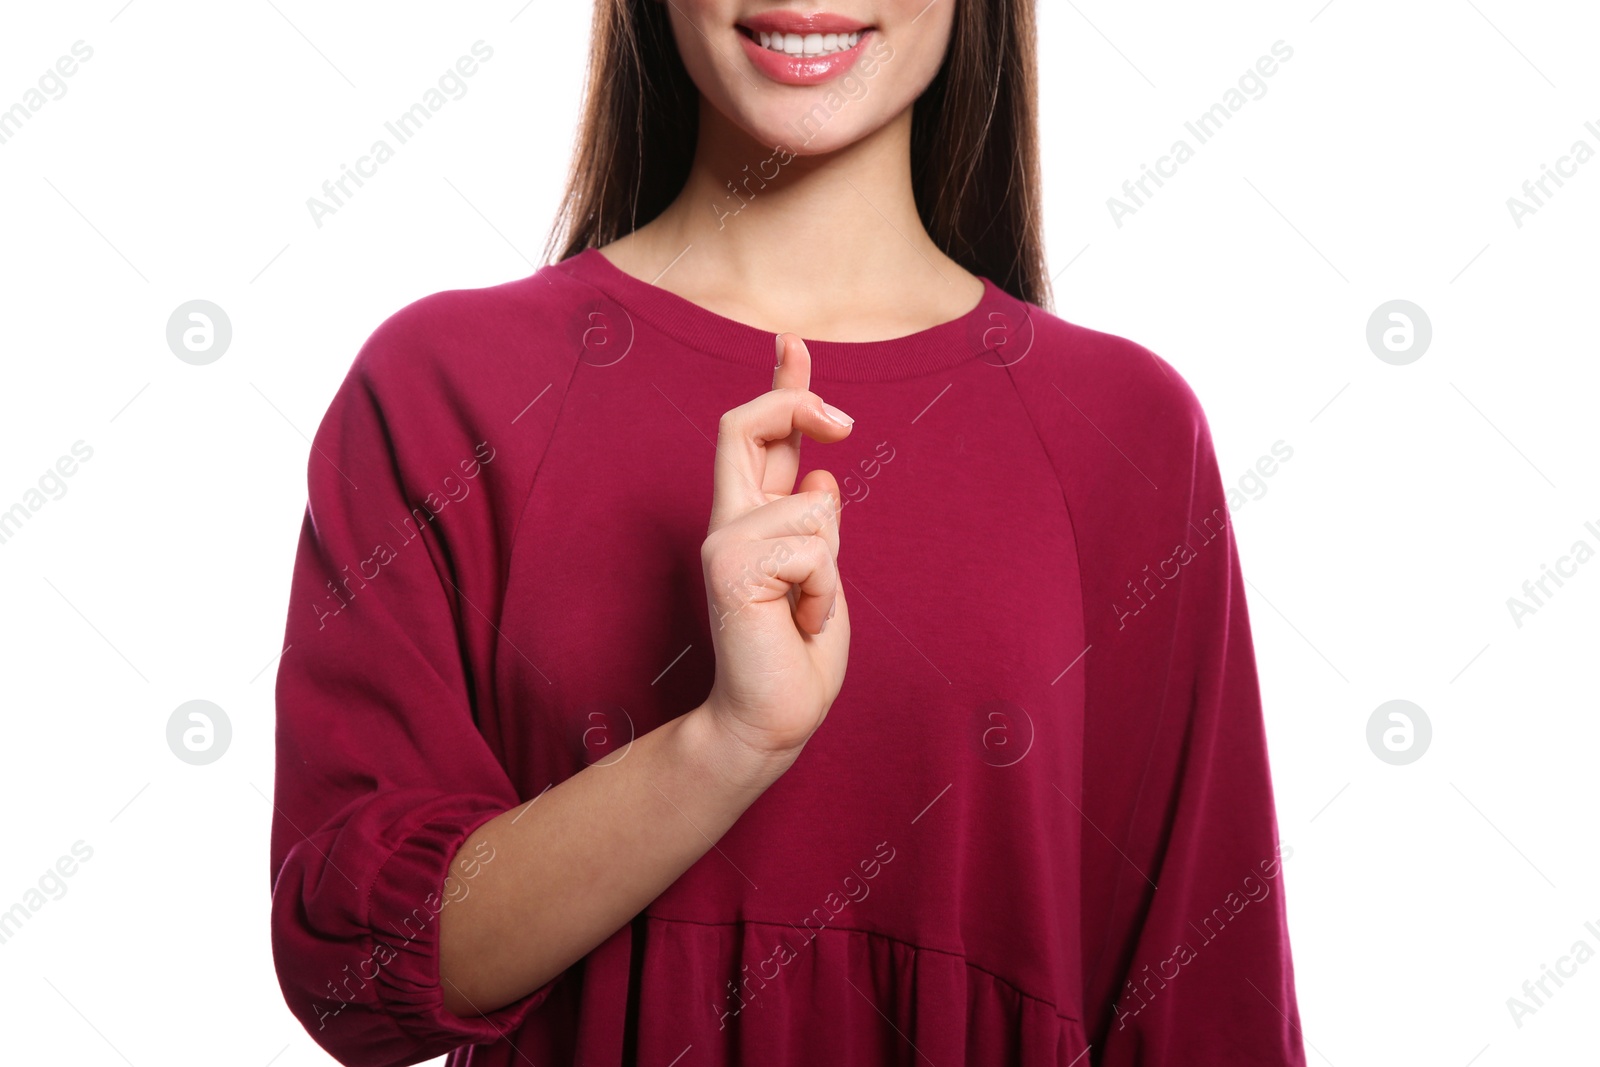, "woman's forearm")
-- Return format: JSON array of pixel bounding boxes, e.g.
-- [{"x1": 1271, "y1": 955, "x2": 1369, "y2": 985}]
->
[{"x1": 437, "y1": 702, "x2": 793, "y2": 1017}]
